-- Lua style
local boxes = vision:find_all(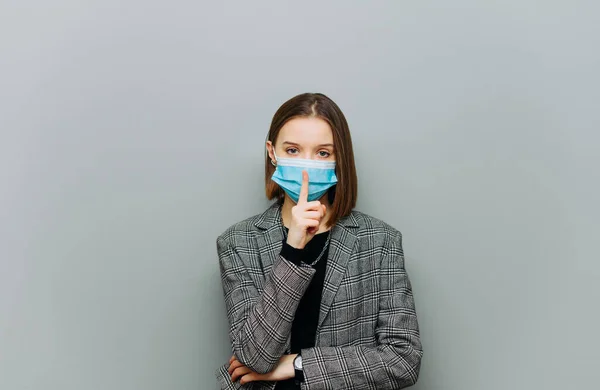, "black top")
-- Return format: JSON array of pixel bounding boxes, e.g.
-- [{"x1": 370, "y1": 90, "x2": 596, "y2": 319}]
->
[{"x1": 274, "y1": 227, "x2": 330, "y2": 390}]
